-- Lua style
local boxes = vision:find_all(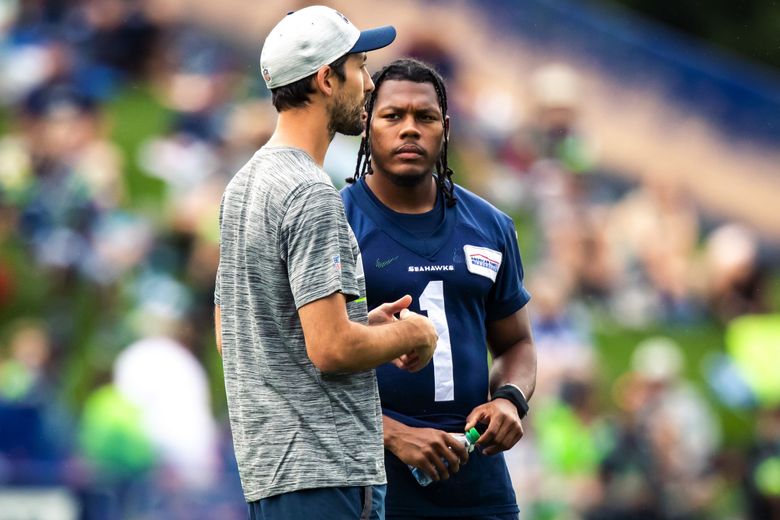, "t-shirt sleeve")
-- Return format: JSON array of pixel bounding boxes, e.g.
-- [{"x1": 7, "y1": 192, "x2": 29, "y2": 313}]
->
[
  {"x1": 214, "y1": 262, "x2": 221, "y2": 305},
  {"x1": 280, "y1": 182, "x2": 361, "y2": 310},
  {"x1": 214, "y1": 195, "x2": 224, "y2": 306},
  {"x1": 486, "y1": 217, "x2": 531, "y2": 321}
]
